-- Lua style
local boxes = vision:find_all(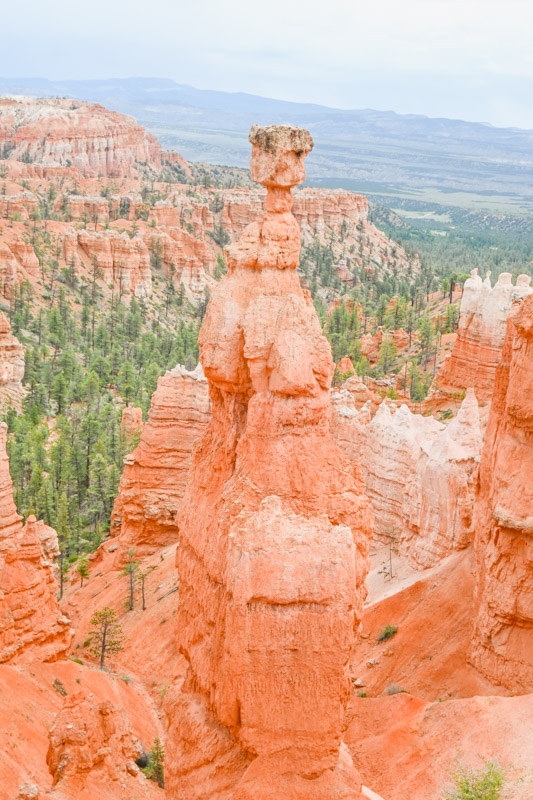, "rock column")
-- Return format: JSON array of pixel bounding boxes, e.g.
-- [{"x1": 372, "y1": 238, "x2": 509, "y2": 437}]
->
[{"x1": 165, "y1": 125, "x2": 373, "y2": 799}]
